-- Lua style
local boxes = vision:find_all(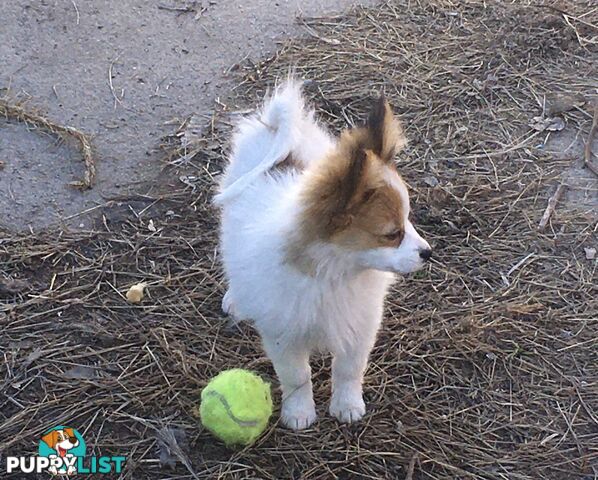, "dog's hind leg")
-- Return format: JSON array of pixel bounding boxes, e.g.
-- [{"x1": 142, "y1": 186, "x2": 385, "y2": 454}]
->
[{"x1": 262, "y1": 336, "x2": 316, "y2": 430}]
